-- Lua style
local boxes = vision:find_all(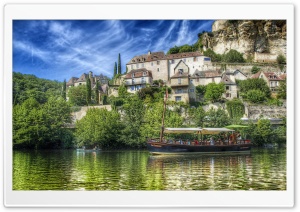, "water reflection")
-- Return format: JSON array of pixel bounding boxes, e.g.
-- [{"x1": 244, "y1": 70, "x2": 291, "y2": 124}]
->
[{"x1": 13, "y1": 148, "x2": 286, "y2": 191}]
